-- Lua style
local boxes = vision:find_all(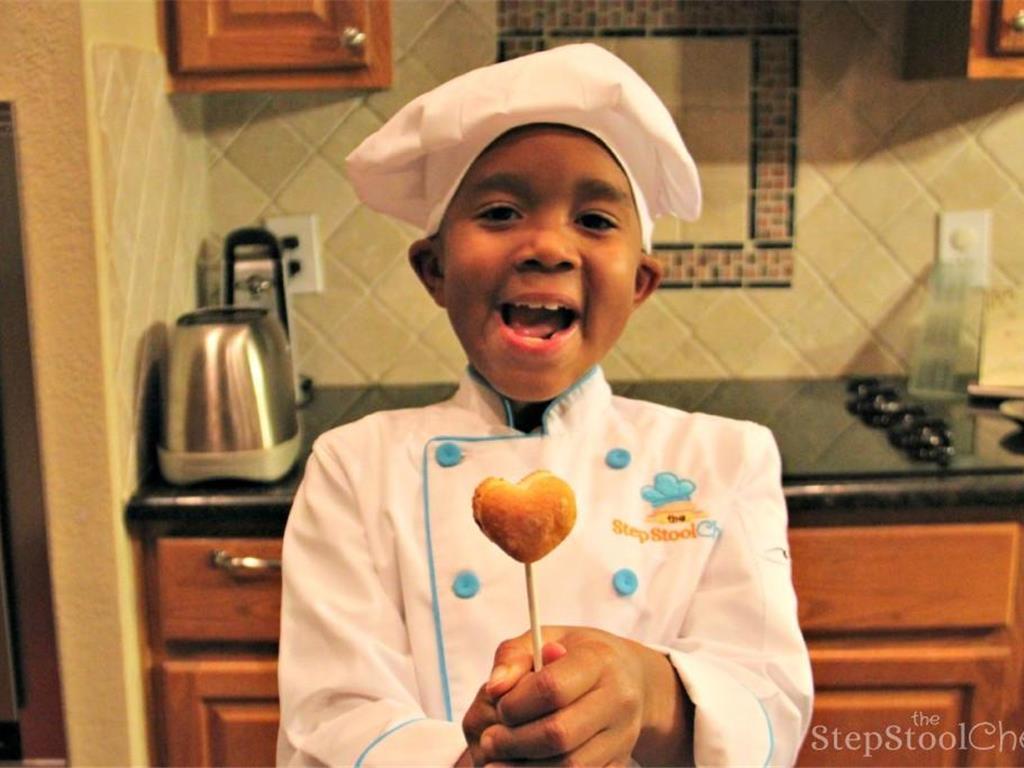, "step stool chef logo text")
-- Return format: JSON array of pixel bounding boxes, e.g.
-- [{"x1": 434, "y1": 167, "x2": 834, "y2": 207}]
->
[{"x1": 613, "y1": 472, "x2": 720, "y2": 543}]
